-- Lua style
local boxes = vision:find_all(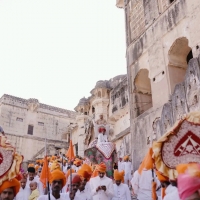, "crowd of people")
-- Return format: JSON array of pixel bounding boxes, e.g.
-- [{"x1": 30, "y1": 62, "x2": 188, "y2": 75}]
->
[
  {"x1": 0, "y1": 148, "x2": 200, "y2": 200},
  {"x1": 0, "y1": 154, "x2": 132, "y2": 200},
  {"x1": 1, "y1": 110, "x2": 200, "y2": 200}
]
